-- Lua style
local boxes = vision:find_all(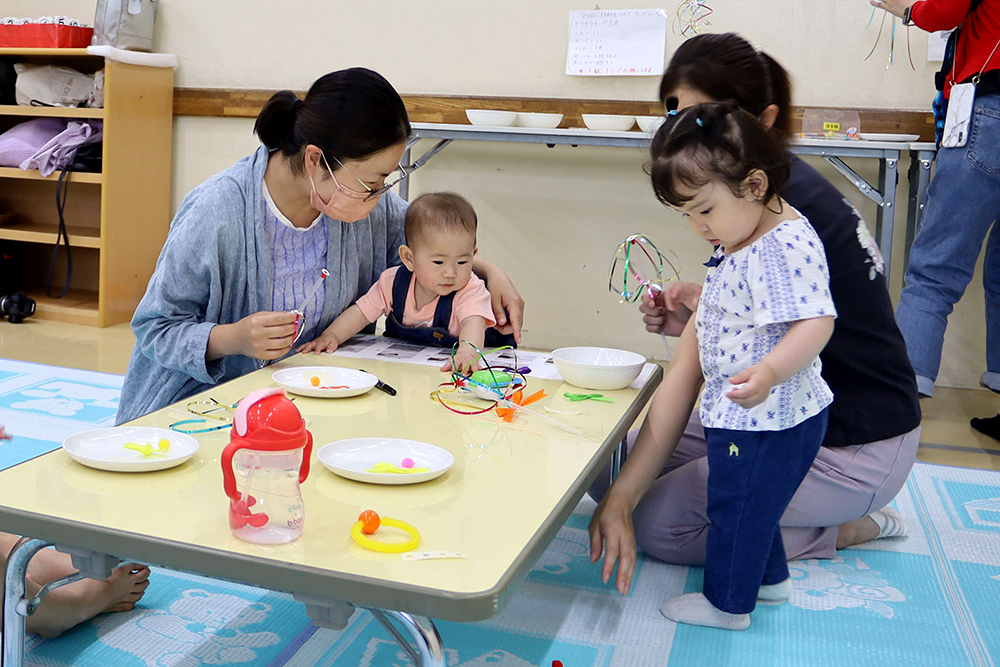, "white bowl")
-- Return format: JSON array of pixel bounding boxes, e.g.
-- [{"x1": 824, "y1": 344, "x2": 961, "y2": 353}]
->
[
  {"x1": 637, "y1": 115, "x2": 666, "y2": 134},
  {"x1": 318, "y1": 438, "x2": 455, "y2": 485},
  {"x1": 582, "y1": 114, "x2": 635, "y2": 132},
  {"x1": 465, "y1": 109, "x2": 518, "y2": 127},
  {"x1": 516, "y1": 112, "x2": 564, "y2": 129},
  {"x1": 551, "y1": 347, "x2": 646, "y2": 391}
]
